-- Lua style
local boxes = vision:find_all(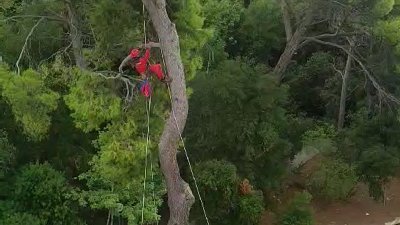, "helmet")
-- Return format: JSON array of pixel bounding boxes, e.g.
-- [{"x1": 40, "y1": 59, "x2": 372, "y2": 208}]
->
[{"x1": 129, "y1": 48, "x2": 140, "y2": 58}]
